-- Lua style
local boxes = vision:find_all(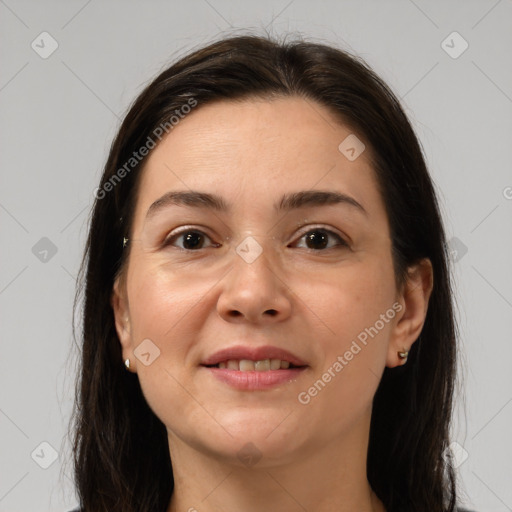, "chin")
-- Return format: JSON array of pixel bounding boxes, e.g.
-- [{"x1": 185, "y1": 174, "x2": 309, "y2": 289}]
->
[
  {"x1": 204, "y1": 437, "x2": 302, "y2": 469},
  {"x1": 200, "y1": 414, "x2": 307, "y2": 465}
]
